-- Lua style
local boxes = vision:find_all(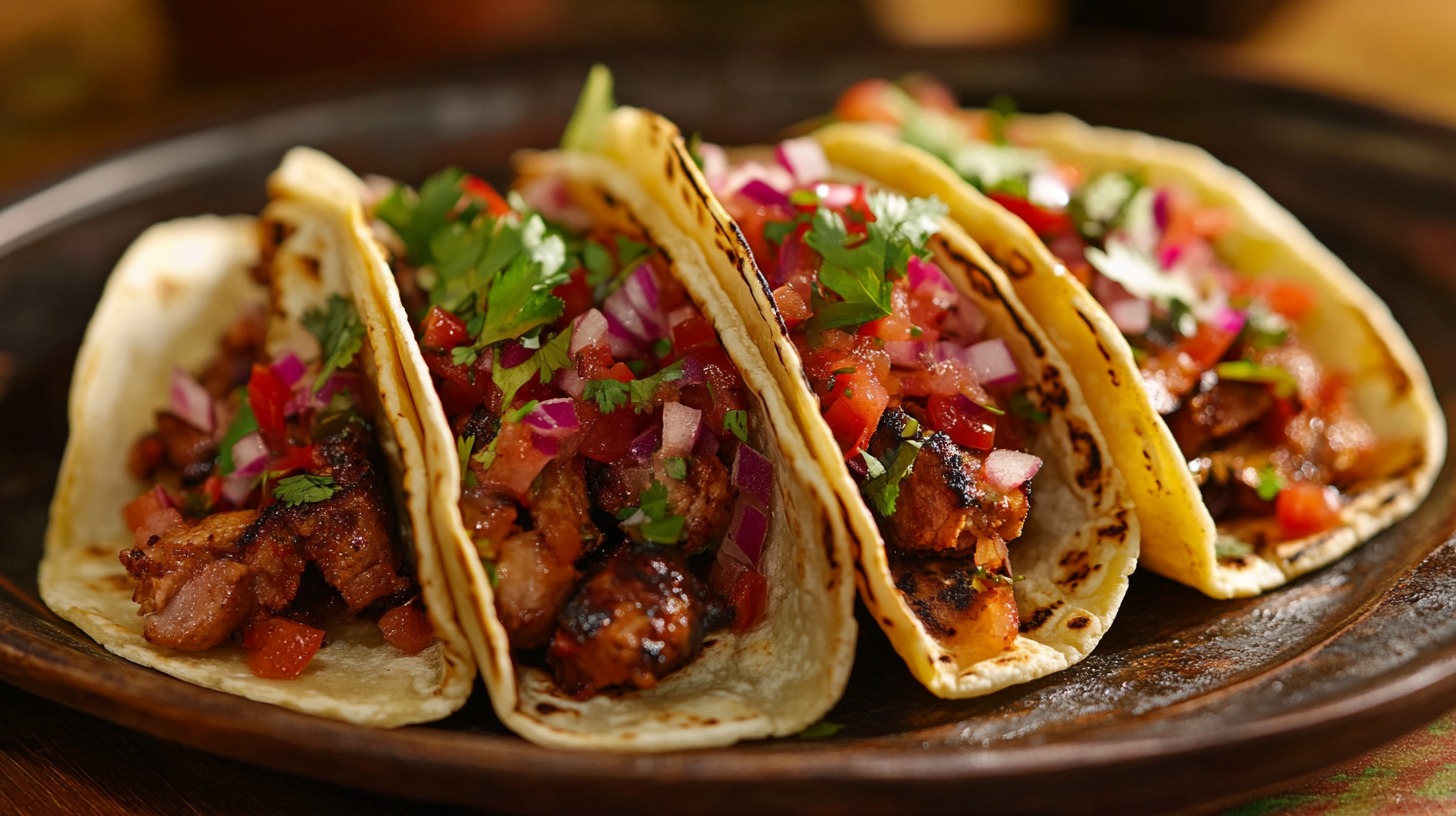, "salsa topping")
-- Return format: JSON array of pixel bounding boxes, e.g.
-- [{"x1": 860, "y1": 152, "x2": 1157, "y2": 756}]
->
[
  {"x1": 121, "y1": 293, "x2": 433, "y2": 680},
  {"x1": 374, "y1": 163, "x2": 772, "y2": 698},
  {"x1": 832, "y1": 76, "x2": 1376, "y2": 553},
  {"x1": 709, "y1": 135, "x2": 1039, "y2": 653}
]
